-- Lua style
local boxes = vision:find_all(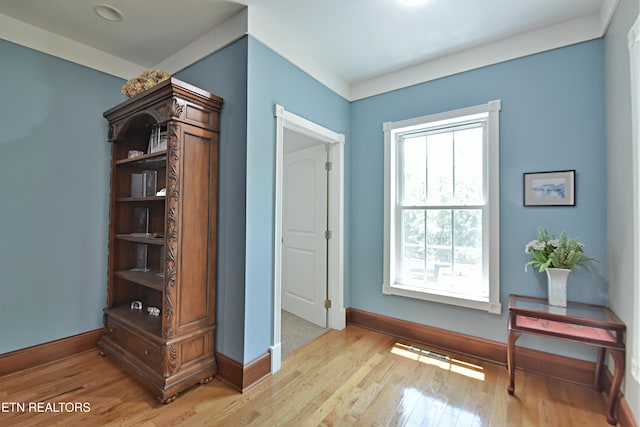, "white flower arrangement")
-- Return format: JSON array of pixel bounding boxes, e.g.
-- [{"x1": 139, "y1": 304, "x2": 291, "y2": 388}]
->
[{"x1": 524, "y1": 228, "x2": 597, "y2": 273}]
